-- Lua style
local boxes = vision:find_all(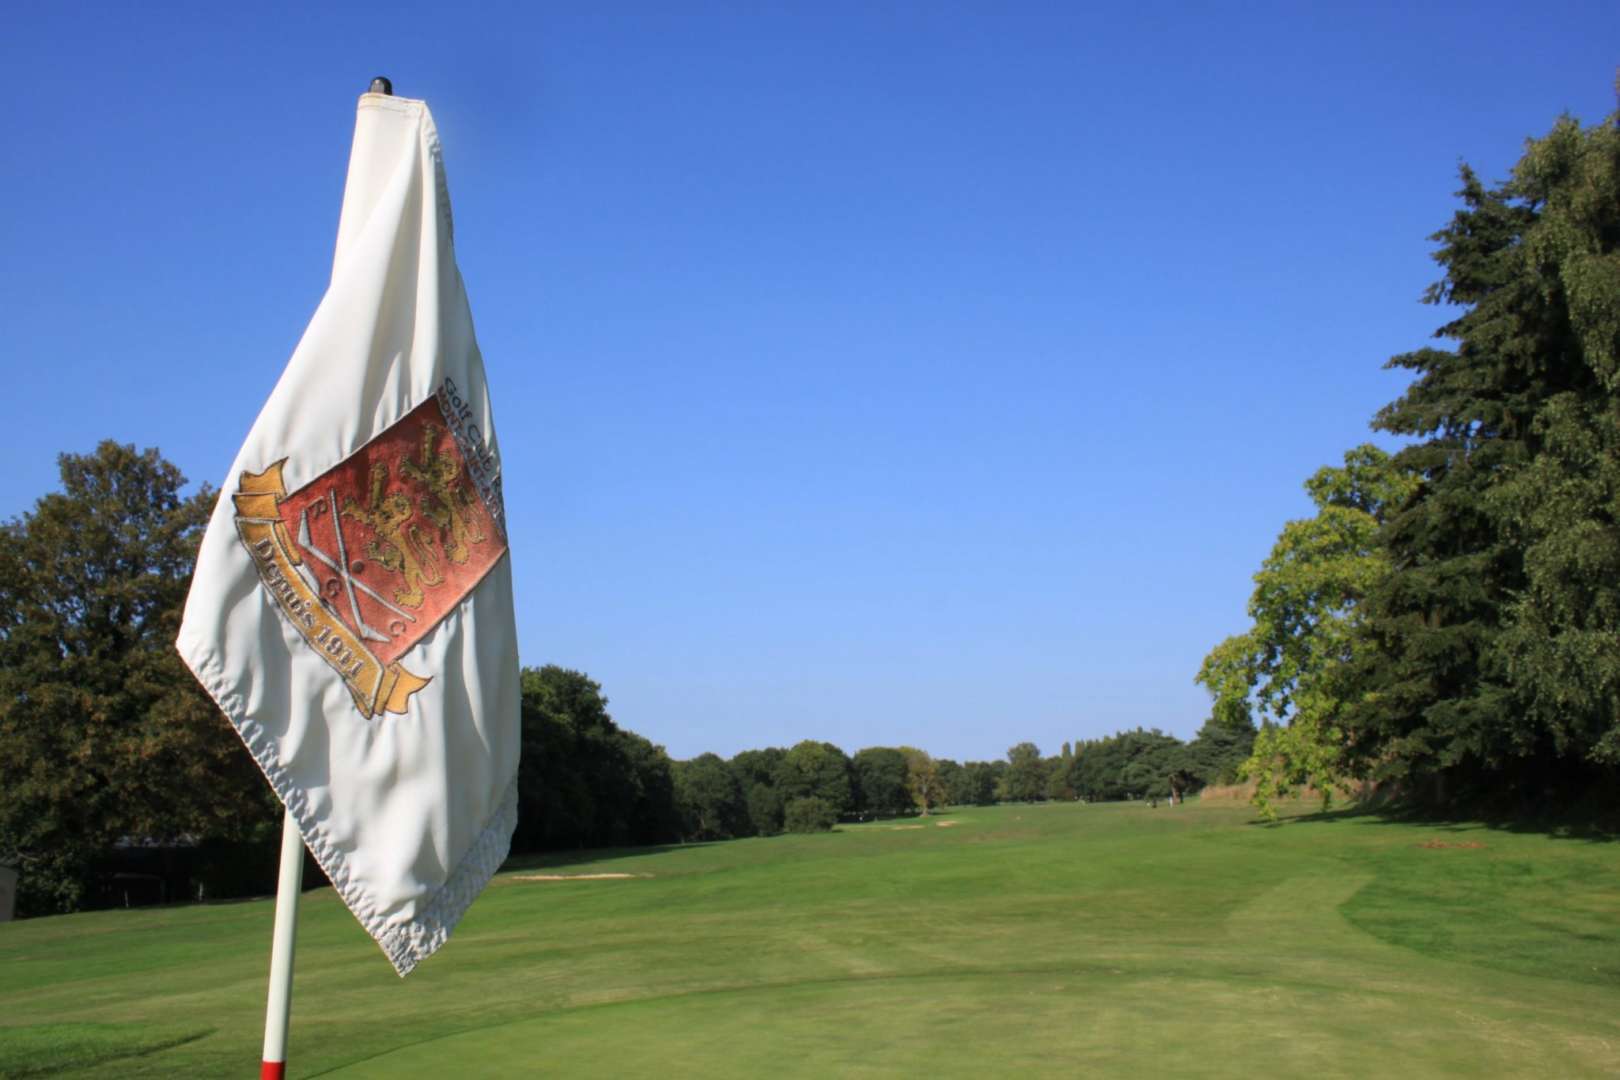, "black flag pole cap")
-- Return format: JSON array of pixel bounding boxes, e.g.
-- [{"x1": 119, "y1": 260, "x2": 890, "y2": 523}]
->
[{"x1": 368, "y1": 76, "x2": 393, "y2": 95}]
